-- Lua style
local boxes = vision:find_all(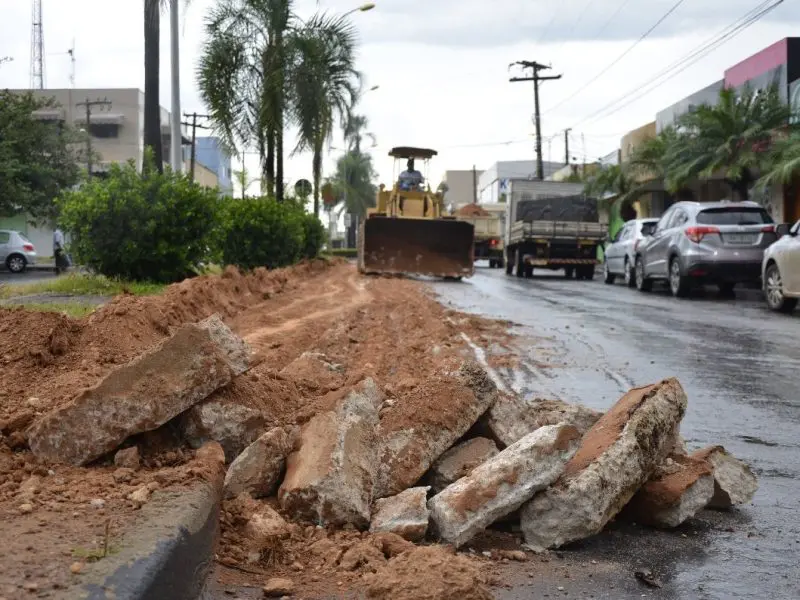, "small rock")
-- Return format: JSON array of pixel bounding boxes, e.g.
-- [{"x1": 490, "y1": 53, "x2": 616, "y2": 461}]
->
[
  {"x1": 634, "y1": 569, "x2": 662, "y2": 588},
  {"x1": 498, "y1": 550, "x2": 528, "y2": 562},
  {"x1": 369, "y1": 487, "x2": 430, "y2": 542},
  {"x1": 114, "y1": 447, "x2": 140, "y2": 469},
  {"x1": 89, "y1": 498, "x2": 105, "y2": 509},
  {"x1": 112, "y1": 468, "x2": 134, "y2": 483},
  {"x1": 22, "y1": 582, "x2": 39, "y2": 592},
  {"x1": 70, "y1": 562, "x2": 84, "y2": 574},
  {"x1": 19, "y1": 503, "x2": 33, "y2": 514},
  {"x1": 263, "y1": 577, "x2": 294, "y2": 597},
  {"x1": 127, "y1": 486, "x2": 150, "y2": 504}
]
